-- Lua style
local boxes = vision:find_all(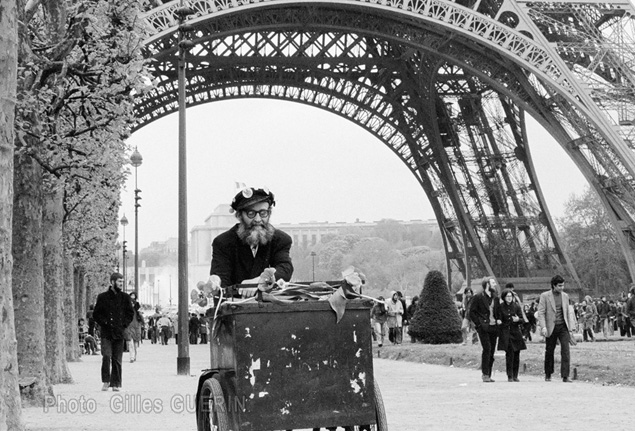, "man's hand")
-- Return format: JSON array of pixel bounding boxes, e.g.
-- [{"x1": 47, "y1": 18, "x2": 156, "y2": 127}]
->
[
  {"x1": 541, "y1": 327, "x2": 547, "y2": 336},
  {"x1": 238, "y1": 287, "x2": 258, "y2": 297},
  {"x1": 238, "y1": 277, "x2": 259, "y2": 298},
  {"x1": 205, "y1": 275, "x2": 221, "y2": 295}
]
